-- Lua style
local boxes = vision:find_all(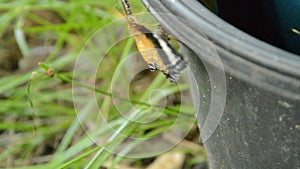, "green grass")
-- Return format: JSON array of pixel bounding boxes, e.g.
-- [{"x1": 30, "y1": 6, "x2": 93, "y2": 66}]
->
[{"x1": 0, "y1": 0, "x2": 205, "y2": 168}]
